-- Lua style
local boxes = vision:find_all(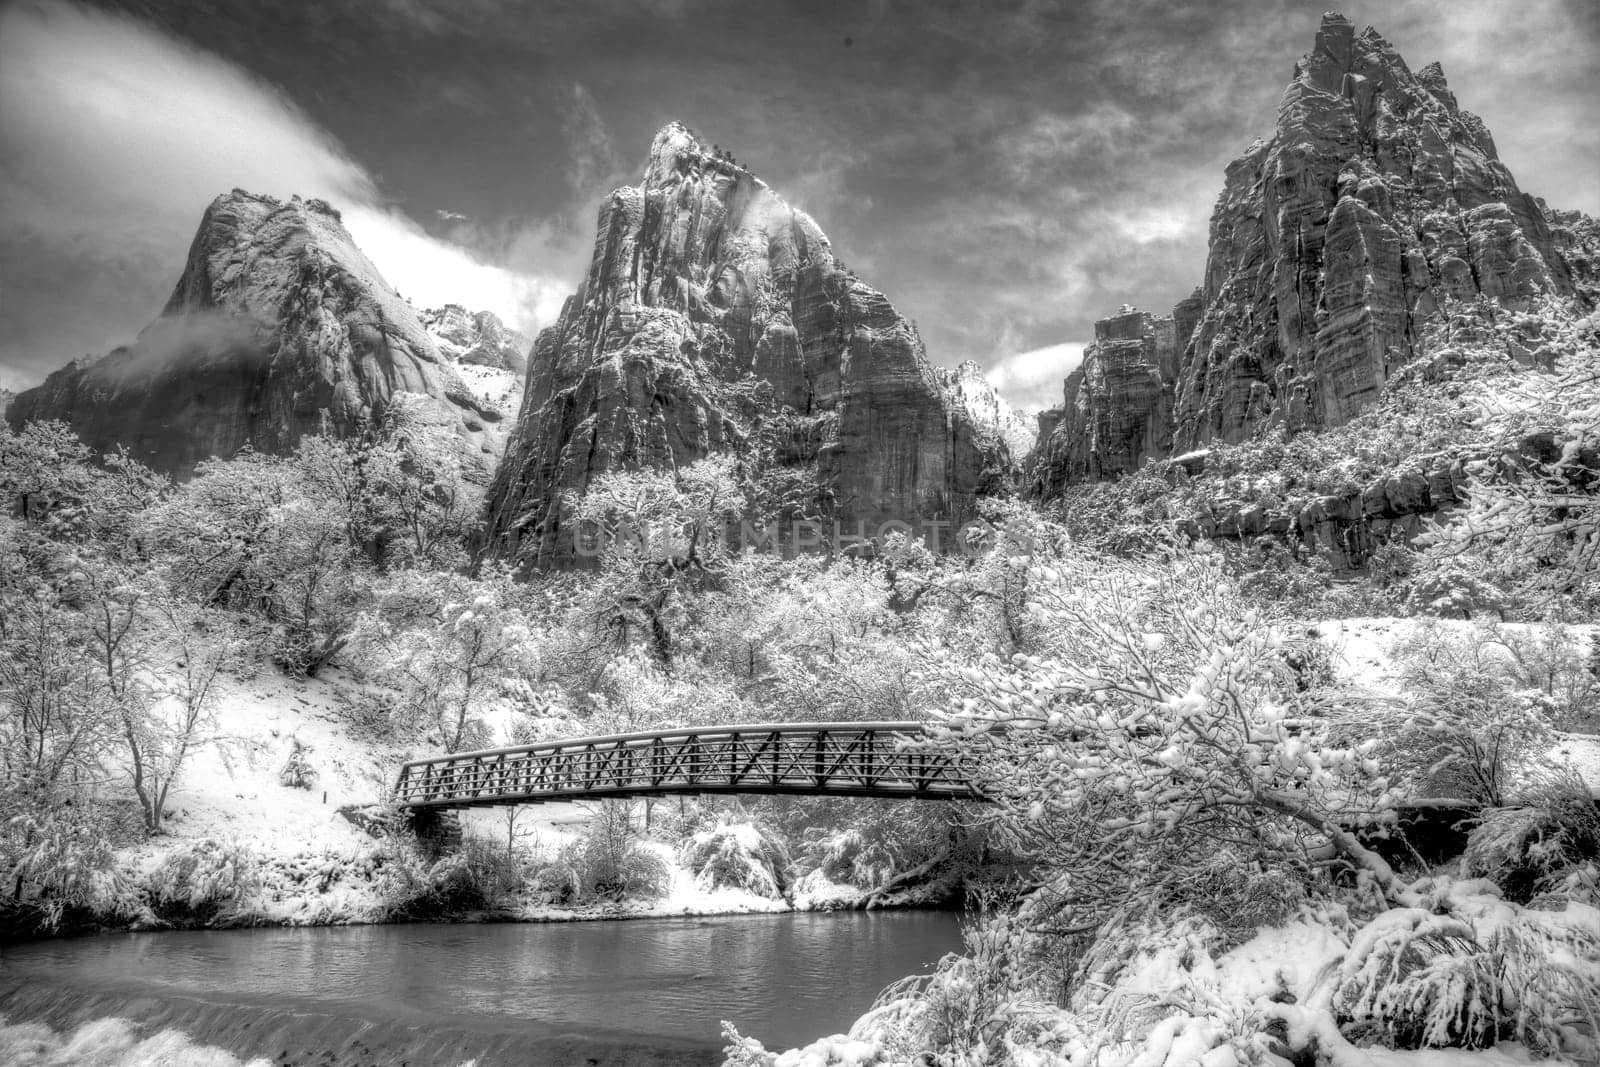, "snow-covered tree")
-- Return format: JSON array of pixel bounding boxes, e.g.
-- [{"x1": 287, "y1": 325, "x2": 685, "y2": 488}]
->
[
  {"x1": 130, "y1": 596, "x2": 246, "y2": 832},
  {"x1": 294, "y1": 395, "x2": 481, "y2": 570},
  {"x1": 566, "y1": 457, "x2": 749, "y2": 668},
  {"x1": 1346, "y1": 622, "x2": 1563, "y2": 807},
  {"x1": 930, "y1": 545, "x2": 1402, "y2": 926},
  {"x1": 356, "y1": 565, "x2": 538, "y2": 750},
  {"x1": 0, "y1": 421, "x2": 165, "y2": 544},
  {"x1": 146, "y1": 449, "x2": 369, "y2": 676}
]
